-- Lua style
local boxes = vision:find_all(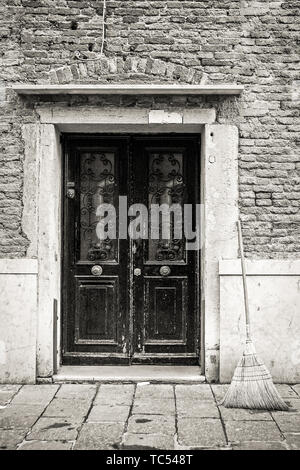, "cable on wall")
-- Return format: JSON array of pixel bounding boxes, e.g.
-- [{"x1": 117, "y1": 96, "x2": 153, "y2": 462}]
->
[{"x1": 69, "y1": 0, "x2": 107, "y2": 65}]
